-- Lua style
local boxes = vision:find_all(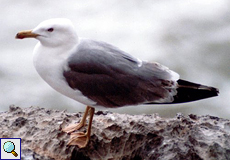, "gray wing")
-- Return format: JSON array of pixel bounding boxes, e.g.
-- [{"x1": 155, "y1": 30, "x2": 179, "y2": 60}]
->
[{"x1": 63, "y1": 39, "x2": 178, "y2": 108}]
